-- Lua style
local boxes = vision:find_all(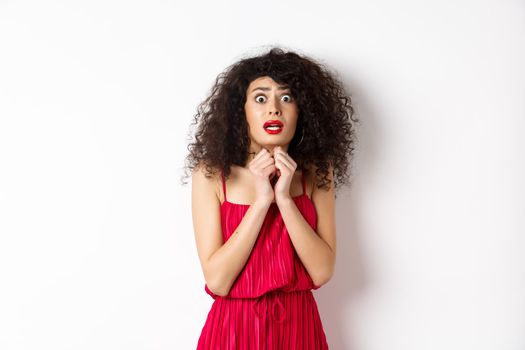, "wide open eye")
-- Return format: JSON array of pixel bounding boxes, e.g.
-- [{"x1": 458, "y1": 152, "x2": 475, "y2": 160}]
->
[
  {"x1": 255, "y1": 95, "x2": 266, "y2": 103},
  {"x1": 281, "y1": 94, "x2": 293, "y2": 102}
]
